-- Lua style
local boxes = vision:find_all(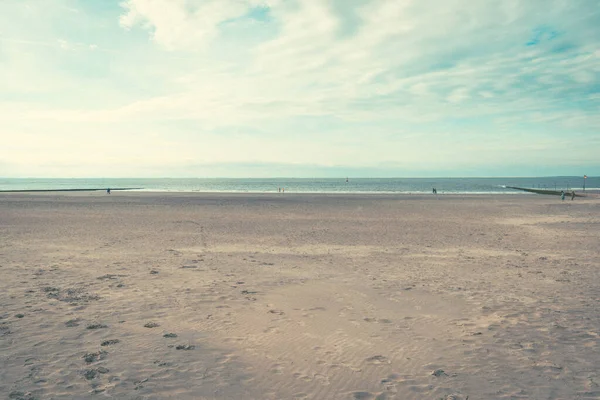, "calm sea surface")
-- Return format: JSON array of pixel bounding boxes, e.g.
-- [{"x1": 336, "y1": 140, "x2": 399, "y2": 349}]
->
[{"x1": 0, "y1": 177, "x2": 596, "y2": 194}]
